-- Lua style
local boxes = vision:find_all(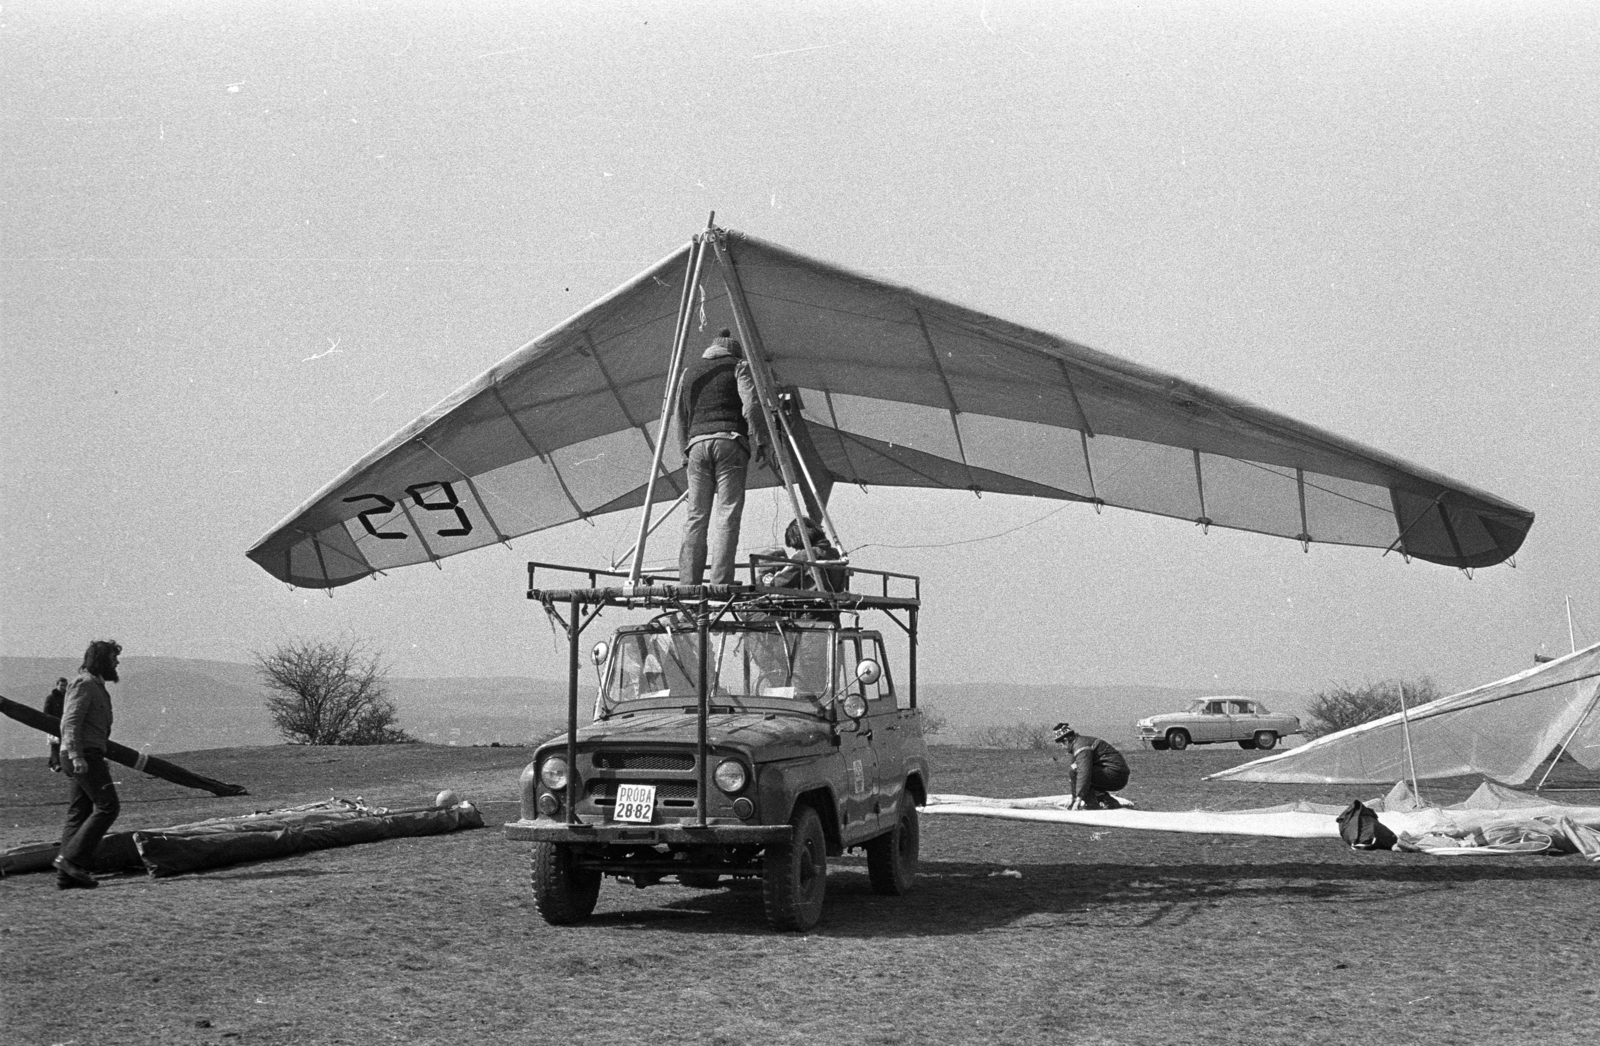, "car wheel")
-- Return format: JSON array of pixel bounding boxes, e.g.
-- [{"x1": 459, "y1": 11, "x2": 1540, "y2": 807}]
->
[
  {"x1": 1151, "y1": 739, "x2": 1171, "y2": 751},
  {"x1": 1253, "y1": 731, "x2": 1278, "y2": 751},
  {"x1": 763, "y1": 804, "x2": 827, "y2": 931},
  {"x1": 532, "y1": 842, "x2": 601, "y2": 925},
  {"x1": 679, "y1": 872, "x2": 722, "y2": 889},
  {"x1": 1238, "y1": 739, "x2": 1258, "y2": 749},
  {"x1": 866, "y1": 792, "x2": 919, "y2": 896},
  {"x1": 1167, "y1": 730, "x2": 1190, "y2": 751}
]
